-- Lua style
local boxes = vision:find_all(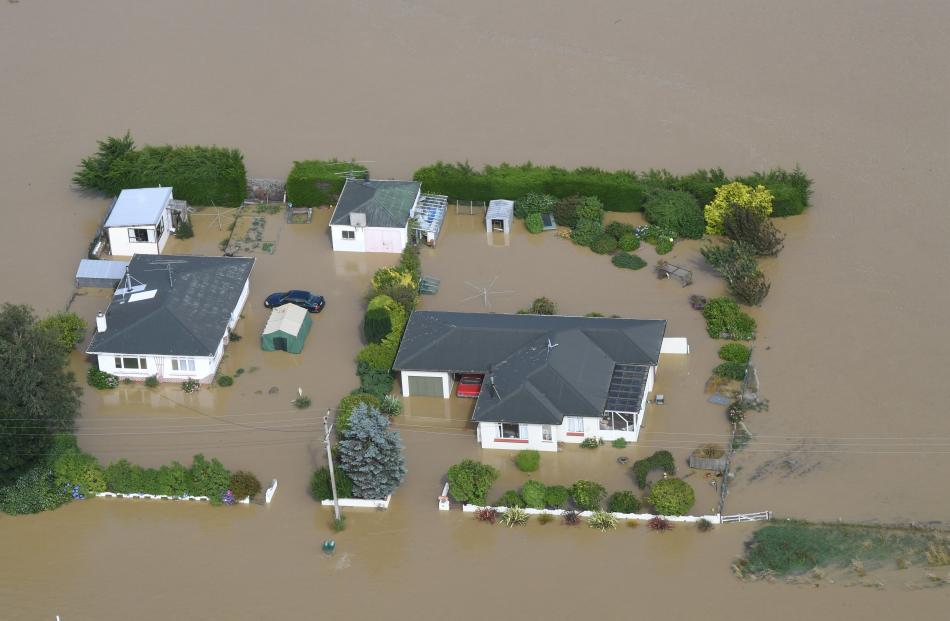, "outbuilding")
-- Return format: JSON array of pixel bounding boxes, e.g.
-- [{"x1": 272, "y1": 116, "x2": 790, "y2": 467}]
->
[
  {"x1": 261, "y1": 304, "x2": 312, "y2": 354},
  {"x1": 104, "y1": 187, "x2": 182, "y2": 256},
  {"x1": 485, "y1": 199, "x2": 513, "y2": 234}
]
